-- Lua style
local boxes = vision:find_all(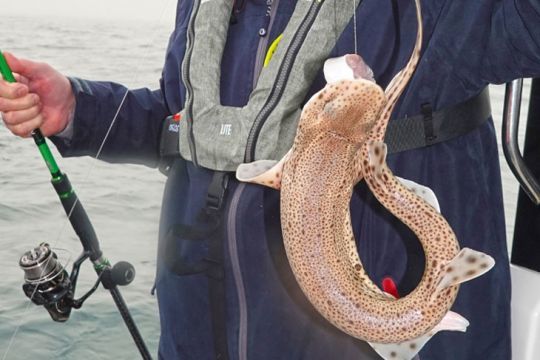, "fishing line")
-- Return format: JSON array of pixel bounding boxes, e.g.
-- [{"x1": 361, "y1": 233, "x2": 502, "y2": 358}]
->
[
  {"x1": 333, "y1": 0, "x2": 337, "y2": 46},
  {"x1": 335, "y1": 0, "x2": 362, "y2": 54},
  {"x1": 2, "y1": 298, "x2": 36, "y2": 360},
  {"x1": 353, "y1": 0, "x2": 358, "y2": 54},
  {"x1": 2, "y1": 1, "x2": 175, "y2": 358}
]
